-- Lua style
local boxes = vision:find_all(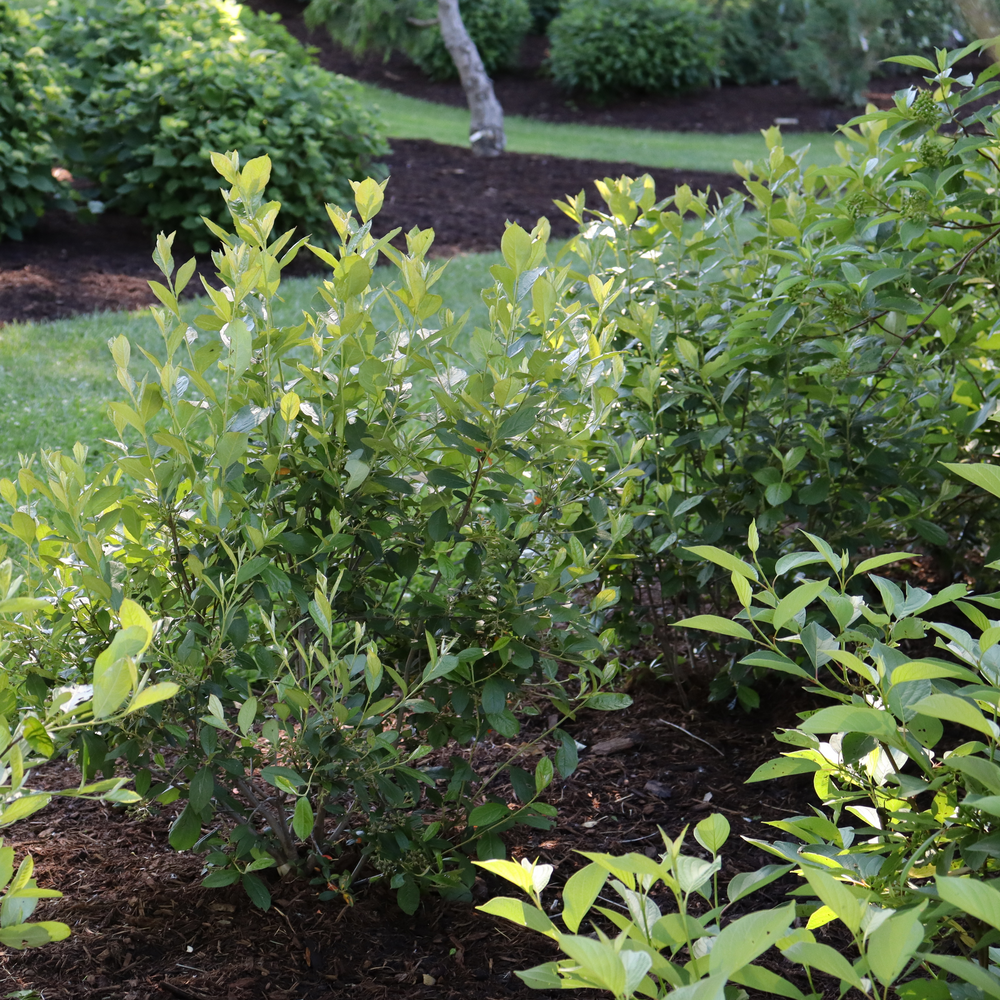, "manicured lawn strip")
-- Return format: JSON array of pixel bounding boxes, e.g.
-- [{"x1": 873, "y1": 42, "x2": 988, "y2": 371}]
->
[
  {"x1": 361, "y1": 84, "x2": 841, "y2": 173},
  {"x1": 0, "y1": 249, "x2": 509, "y2": 472}
]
